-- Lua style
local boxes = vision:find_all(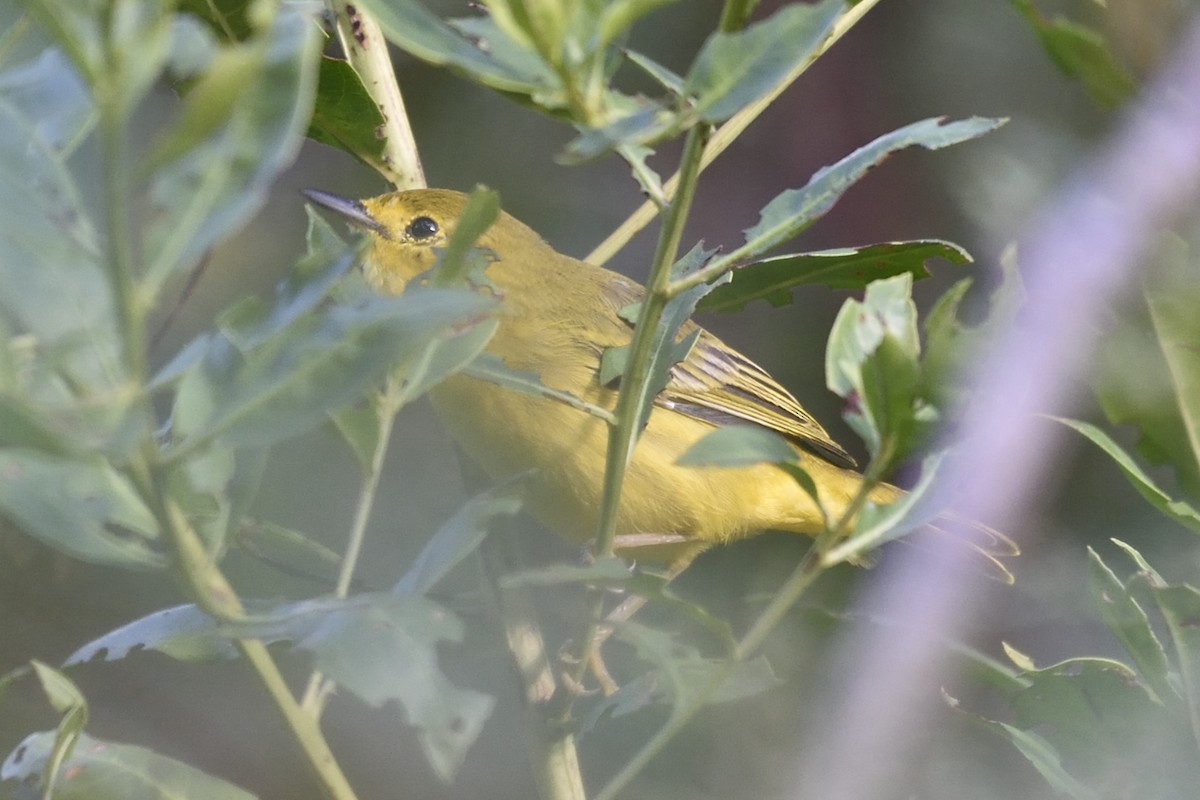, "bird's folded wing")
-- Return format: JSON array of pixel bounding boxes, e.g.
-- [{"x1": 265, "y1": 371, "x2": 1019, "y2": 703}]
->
[{"x1": 662, "y1": 331, "x2": 857, "y2": 469}]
